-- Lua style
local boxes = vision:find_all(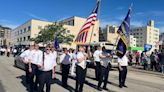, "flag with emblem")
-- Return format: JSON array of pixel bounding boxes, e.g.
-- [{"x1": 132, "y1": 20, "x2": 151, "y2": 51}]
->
[
  {"x1": 74, "y1": 0, "x2": 100, "y2": 44},
  {"x1": 116, "y1": 6, "x2": 132, "y2": 58}
]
